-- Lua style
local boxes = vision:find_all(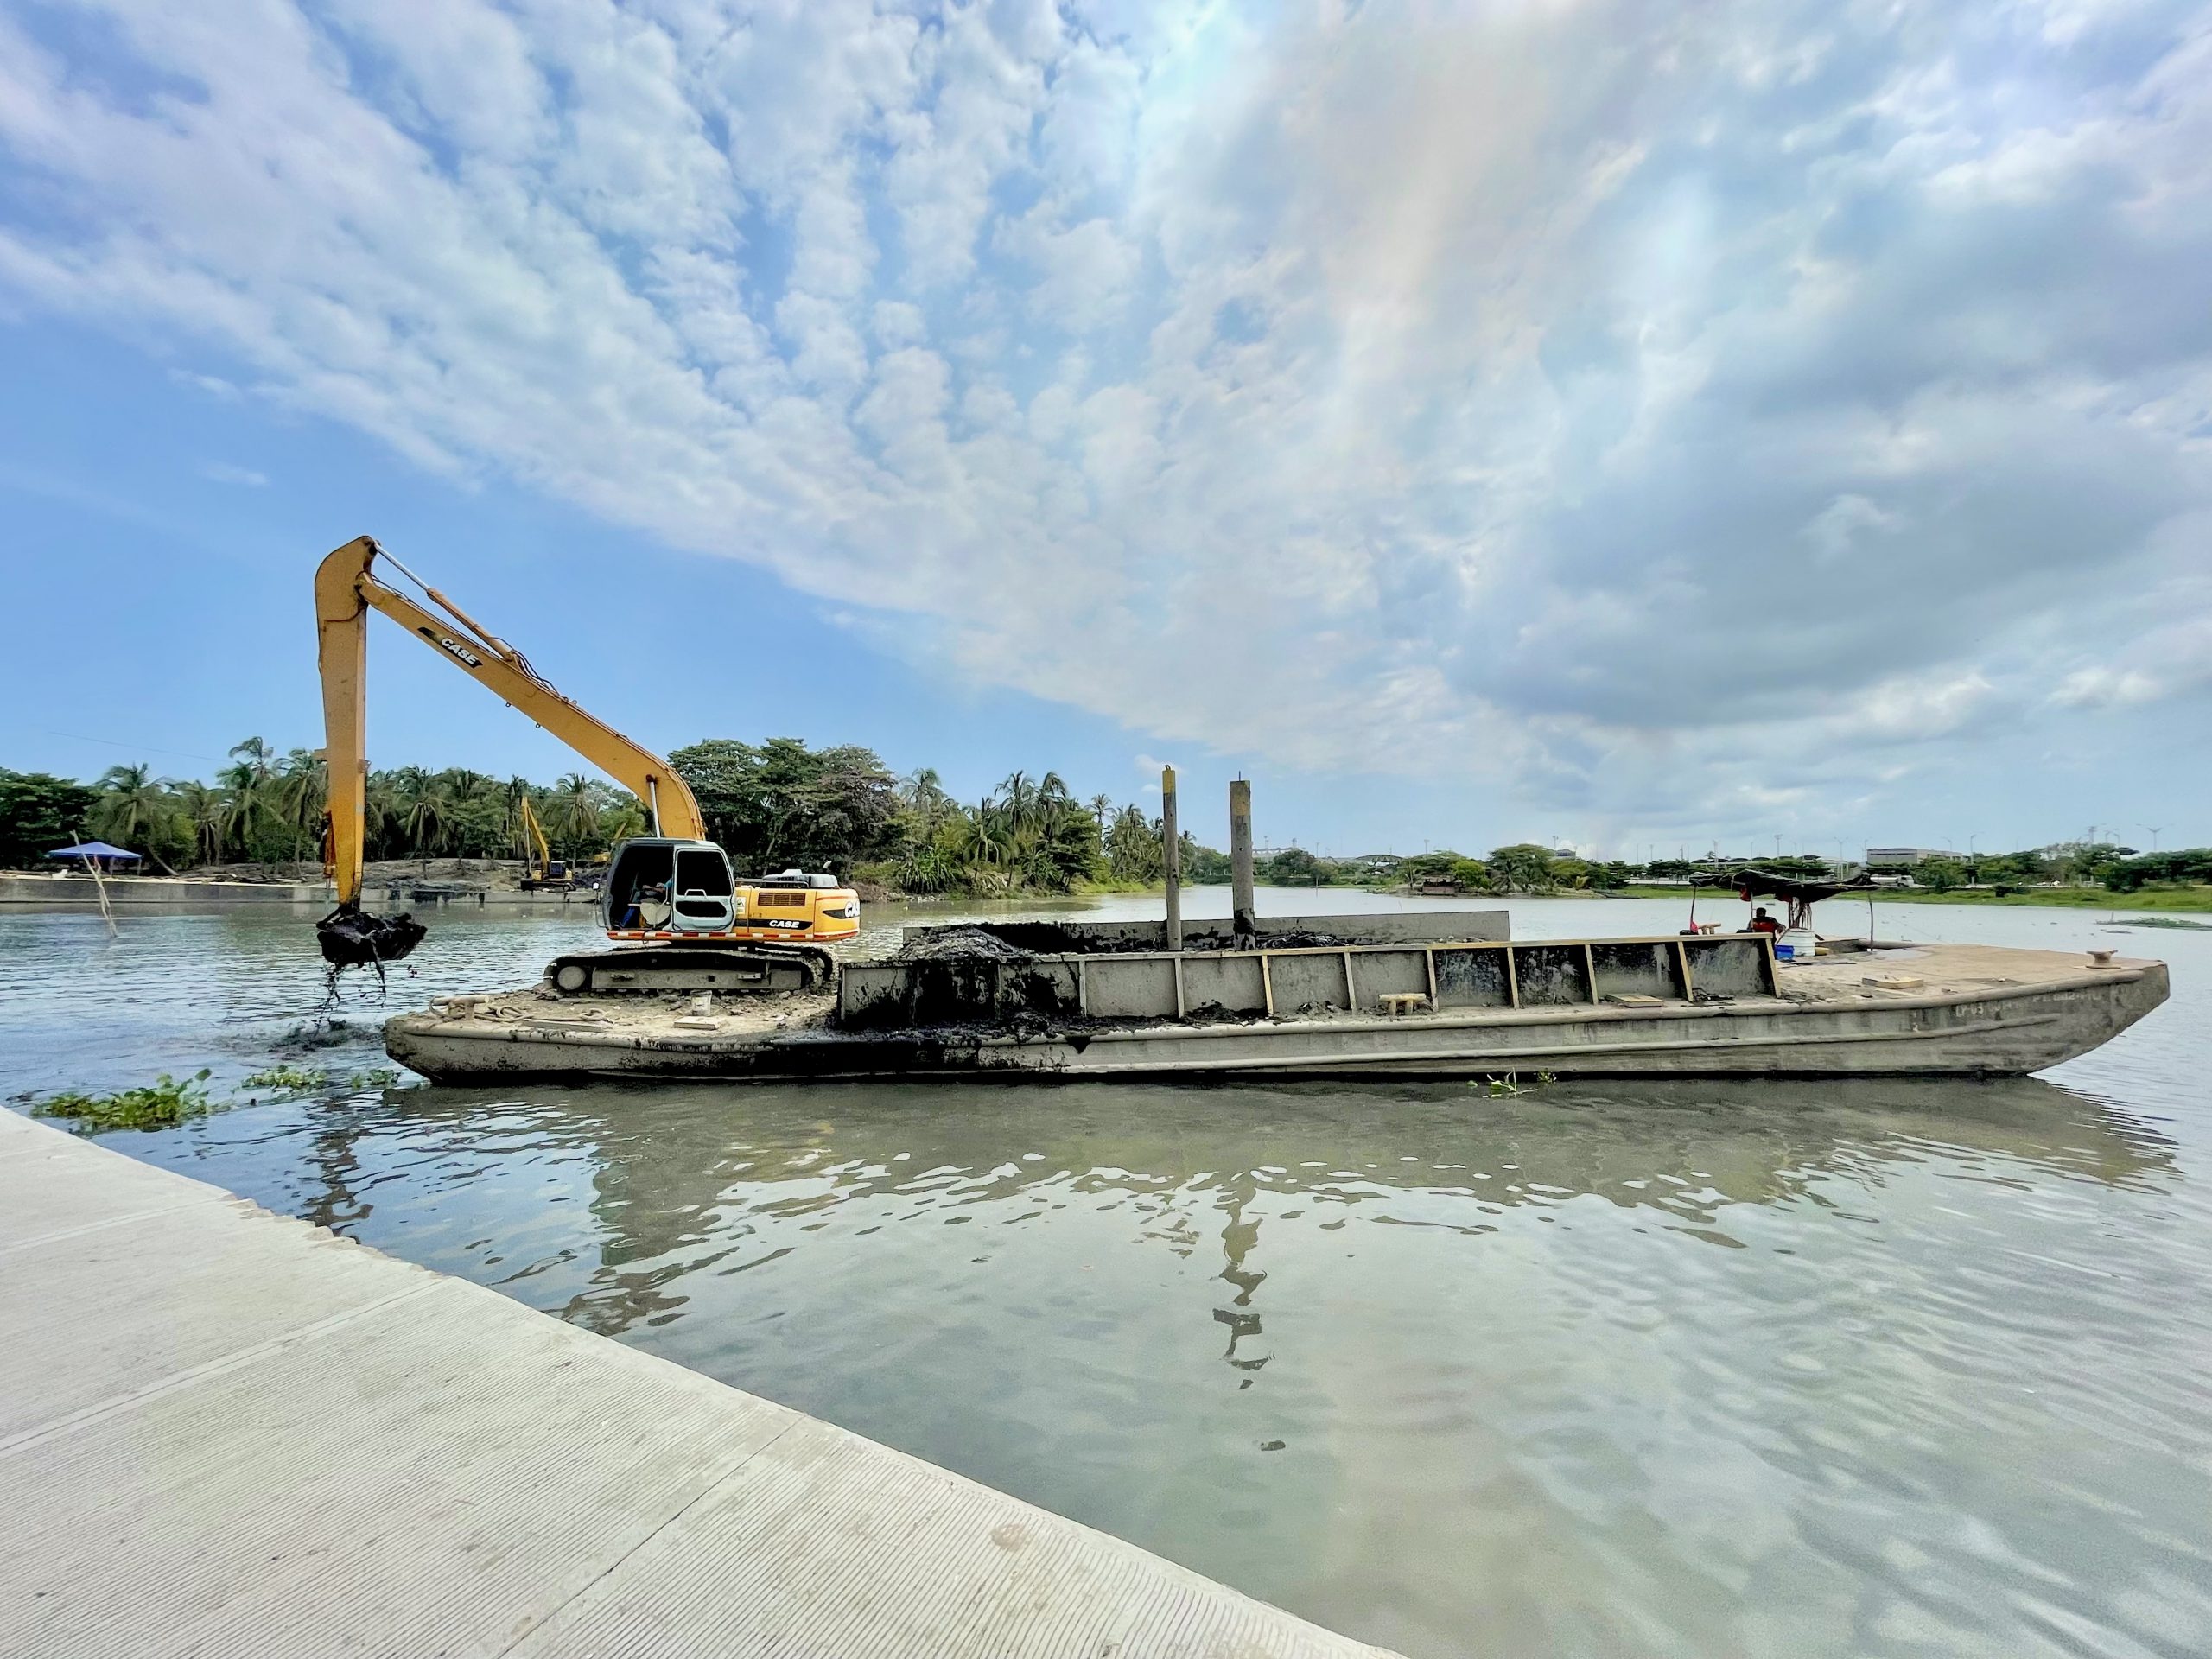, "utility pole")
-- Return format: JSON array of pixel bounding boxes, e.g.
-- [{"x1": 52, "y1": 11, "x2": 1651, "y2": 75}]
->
[
  {"x1": 1229, "y1": 779, "x2": 1255, "y2": 944},
  {"x1": 2145, "y1": 824, "x2": 2164, "y2": 852},
  {"x1": 1161, "y1": 766, "x2": 1182, "y2": 951}
]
